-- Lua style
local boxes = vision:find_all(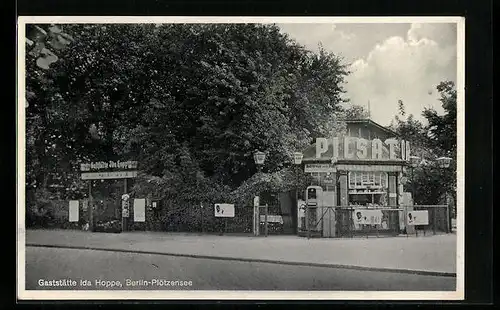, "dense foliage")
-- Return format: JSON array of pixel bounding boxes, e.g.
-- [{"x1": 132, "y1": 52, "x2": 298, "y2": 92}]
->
[
  {"x1": 390, "y1": 82, "x2": 457, "y2": 209},
  {"x1": 25, "y1": 23, "x2": 349, "y2": 213}
]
